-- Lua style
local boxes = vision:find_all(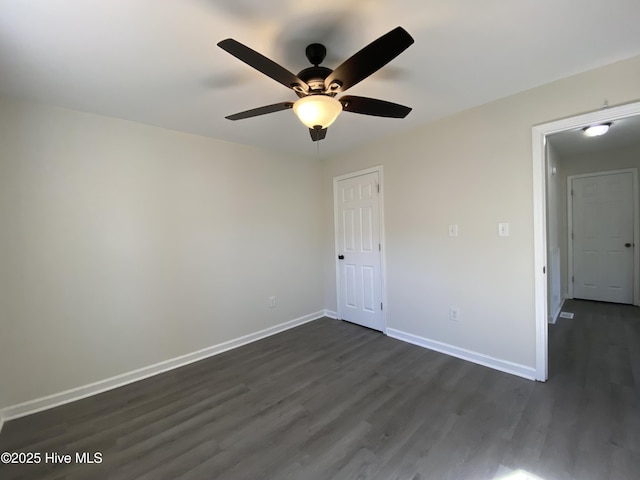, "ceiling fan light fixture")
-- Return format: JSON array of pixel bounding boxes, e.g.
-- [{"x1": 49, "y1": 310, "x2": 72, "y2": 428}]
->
[
  {"x1": 583, "y1": 123, "x2": 611, "y2": 137},
  {"x1": 218, "y1": 27, "x2": 414, "y2": 141},
  {"x1": 293, "y1": 95, "x2": 342, "y2": 129}
]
